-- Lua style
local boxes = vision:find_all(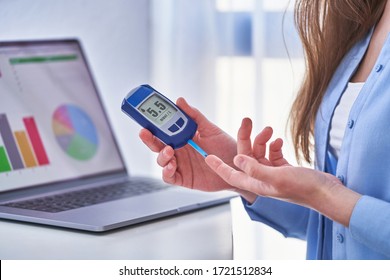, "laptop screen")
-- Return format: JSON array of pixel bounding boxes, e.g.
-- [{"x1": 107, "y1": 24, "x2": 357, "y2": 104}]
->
[{"x1": 0, "y1": 40, "x2": 125, "y2": 192}]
